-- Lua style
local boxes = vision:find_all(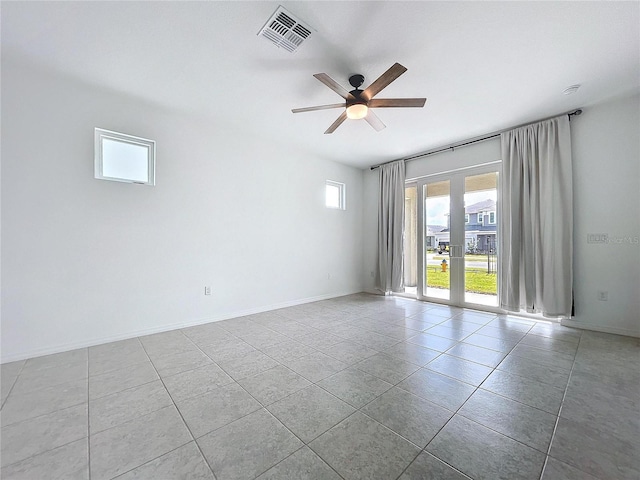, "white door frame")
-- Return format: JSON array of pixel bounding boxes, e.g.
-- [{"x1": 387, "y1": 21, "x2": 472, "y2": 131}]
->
[{"x1": 413, "y1": 163, "x2": 502, "y2": 310}]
